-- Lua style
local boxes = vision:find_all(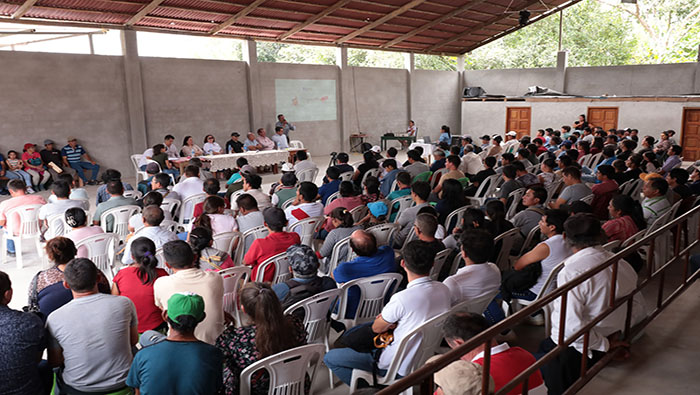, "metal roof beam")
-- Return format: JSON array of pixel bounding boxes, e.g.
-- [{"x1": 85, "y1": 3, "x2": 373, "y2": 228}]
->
[
  {"x1": 209, "y1": 0, "x2": 267, "y2": 35},
  {"x1": 11, "y1": 0, "x2": 37, "y2": 19},
  {"x1": 278, "y1": 0, "x2": 352, "y2": 41},
  {"x1": 125, "y1": 0, "x2": 166, "y2": 27},
  {"x1": 335, "y1": 0, "x2": 428, "y2": 44}
]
